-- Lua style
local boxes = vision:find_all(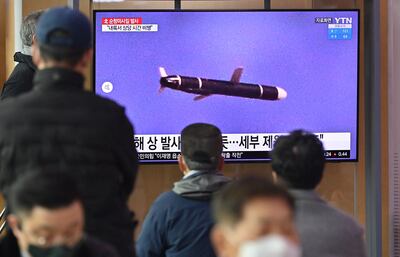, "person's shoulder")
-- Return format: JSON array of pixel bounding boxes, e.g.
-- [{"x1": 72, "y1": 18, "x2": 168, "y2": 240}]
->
[
  {"x1": 8, "y1": 62, "x2": 34, "y2": 77},
  {"x1": 0, "y1": 87, "x2": 48, "y2": 112},
  {"x1": 147, "y1": 191, "x2": 192, "y2": 215},
  {"x1": 322, "y1": 202, "x2": 363, "y2": 230},
  {"x1": 293, "y1": 190, "x2": 363, "y2": 231},
  {"x1": 153, "y1": 191, "x2": 179, "y2": 207},
  {"x1": 0, "y1": 91, "x2": 30, "y2": 111},
  {"x1": 83, "y1": 236, "x2": 120, "y2": 257},
  {"x1": 79, "y1": 91, "x2": 126, "y2": 112}
]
